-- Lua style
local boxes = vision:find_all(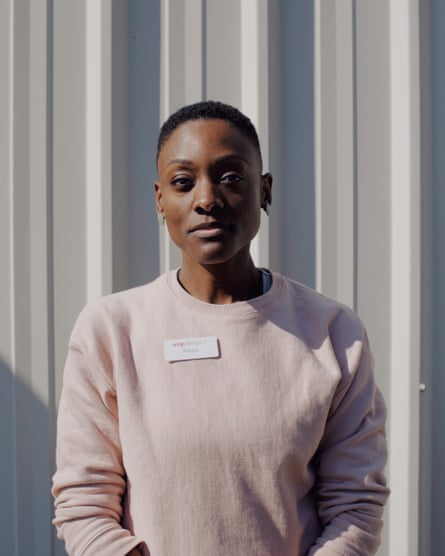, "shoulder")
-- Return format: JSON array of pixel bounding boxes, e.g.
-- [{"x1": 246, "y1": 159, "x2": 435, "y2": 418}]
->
[
  {"x1": 271, "y1": 272, "x2": 366, "y2": 340},
  {"x1": 69, "y1": 273, "x2": 168, "y2": 351},
  {"x1": 270, "y1": 272, "x2": 371, "y2": 387}
]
